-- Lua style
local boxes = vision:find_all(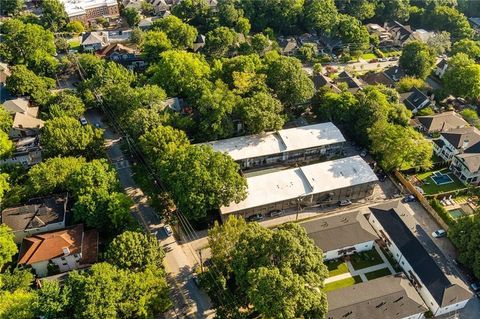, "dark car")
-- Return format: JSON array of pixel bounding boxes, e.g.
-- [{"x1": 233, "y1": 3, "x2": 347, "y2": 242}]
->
[
  {"x1": 402, "y1": 195, "x2": 416, "y2": 203},
  {"x1": 247, "y1": 214, "x2": 264, "y2": 222}
]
